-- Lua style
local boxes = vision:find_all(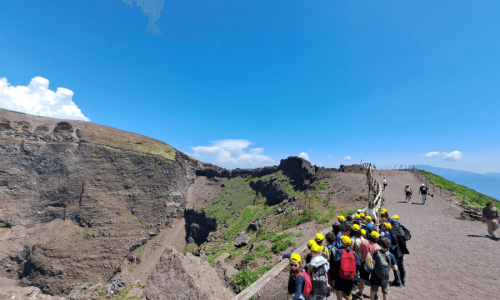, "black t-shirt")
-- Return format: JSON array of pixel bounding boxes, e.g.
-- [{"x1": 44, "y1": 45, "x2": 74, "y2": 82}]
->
[{"x1": 419, "y1": 186, "x2": 428, "y2": 194}]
